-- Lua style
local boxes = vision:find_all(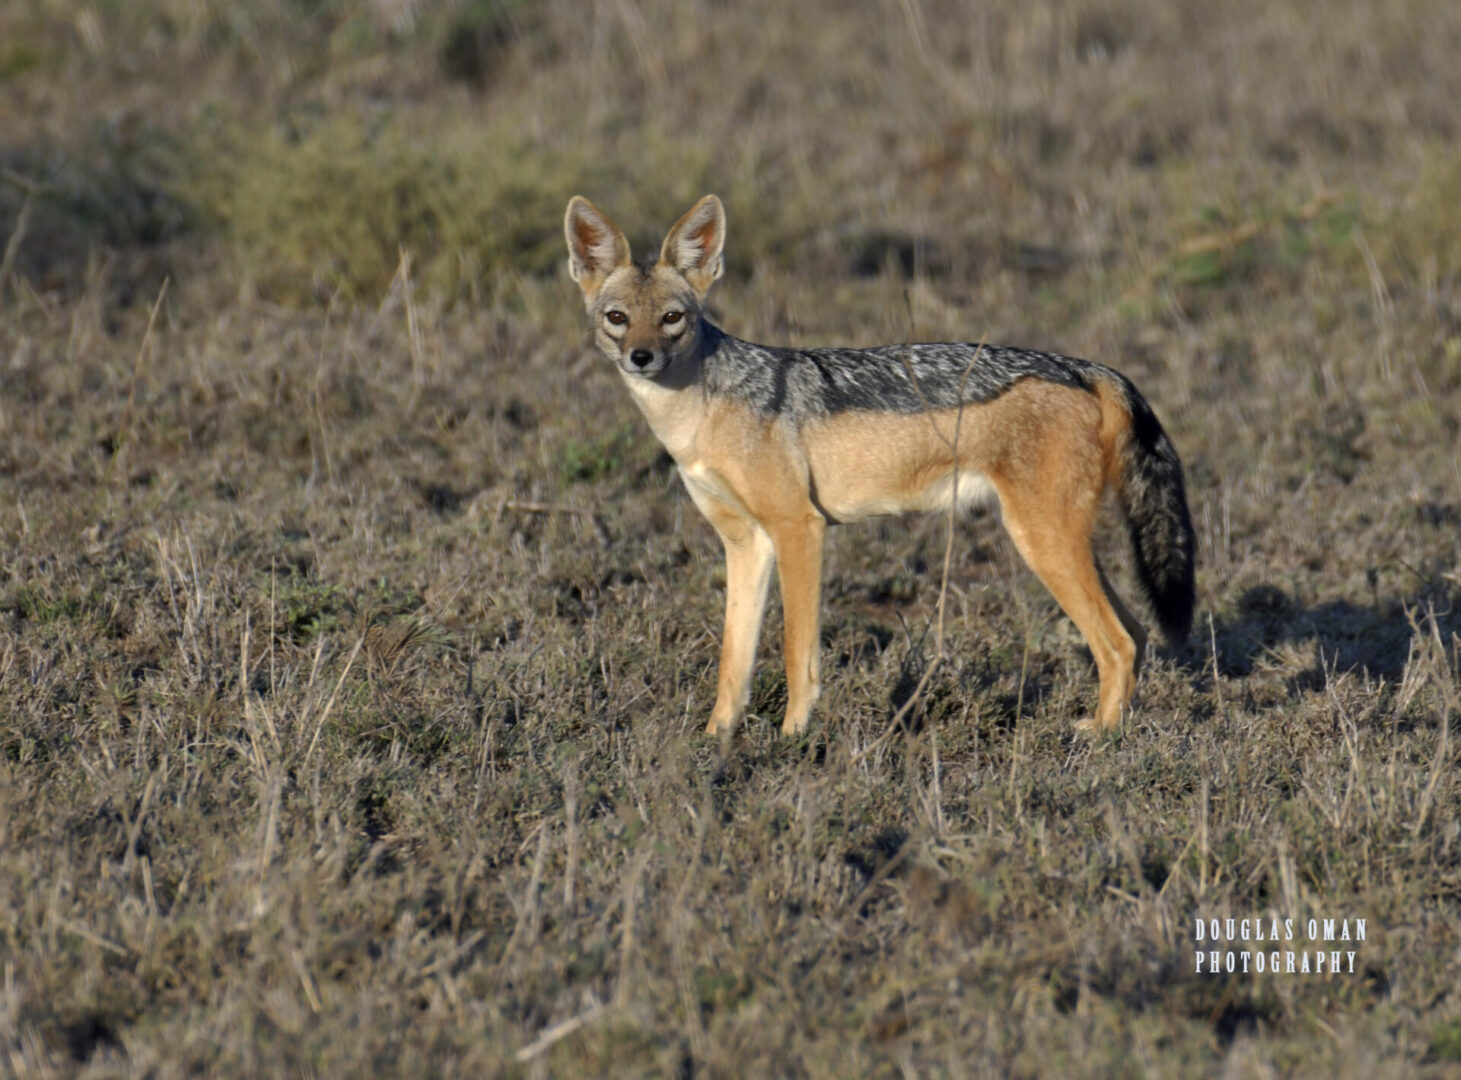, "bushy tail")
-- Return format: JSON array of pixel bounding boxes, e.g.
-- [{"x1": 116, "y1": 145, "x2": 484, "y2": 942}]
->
[{"x1": 1104, "y1": 377, "x2": 1196, "y2": 647}]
